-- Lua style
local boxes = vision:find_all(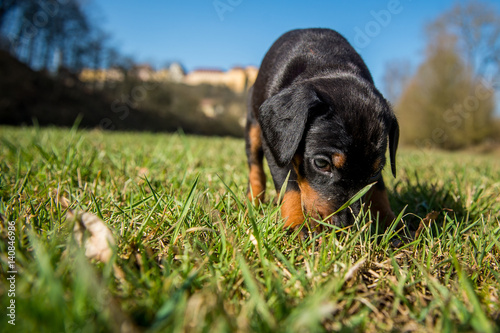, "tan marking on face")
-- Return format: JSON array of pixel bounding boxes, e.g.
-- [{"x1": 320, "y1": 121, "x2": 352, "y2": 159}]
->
[
  {"x1": 332, "y1": 153, "x2": 346, "y2": 169},
  {"x1": 292, "y1": 156, "x2": 335, "y2": 222},
  {"x1": 291, "y1": 154, "x2": 303, "y2": 176},
  {"x1": 282, "y1": 190, "x2": 304, "y2": 228},
  {"x1": 372, "y1": 157, "x2": 382, "y2": 174},
  {"x1": 297, "y1": 178, "x2": 334, "y2": 222},
  {"x1": 248, "y1": 164, "x2": 266, "y2": 203}
]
